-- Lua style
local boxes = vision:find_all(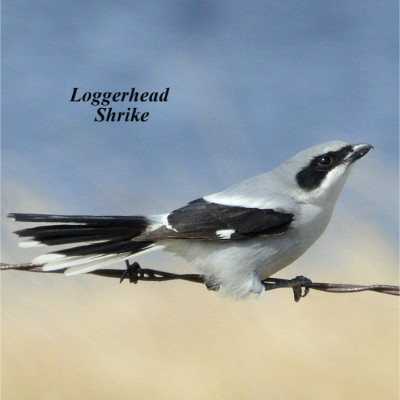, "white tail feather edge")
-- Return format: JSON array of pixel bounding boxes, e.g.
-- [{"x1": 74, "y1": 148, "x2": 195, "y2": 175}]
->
[
  {"x1": 34, "y1": 244, "x2": 165, "y2": 275},
  {"x1": 19, "y1": 241, "x2": 45, "y2": 248},
  {"x1": 64, "y1": 253, "x2": 132, "y2": 275},
  {"x1": 42, "y1": 254, "x2": 105, "y2": 270}
]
